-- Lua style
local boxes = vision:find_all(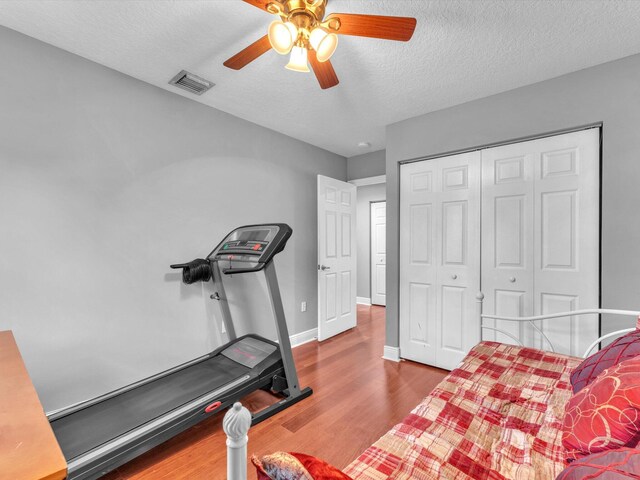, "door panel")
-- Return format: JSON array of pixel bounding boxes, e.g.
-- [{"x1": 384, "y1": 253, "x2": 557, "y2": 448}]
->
[
  {"x1": 482, "y1": 129, "x2": 600, "y2": 356},
  {"x1": 533, "y1": 130, "x2": 600, "y2": 356},
  {"x1": 410, "y1": 204, "x2": 432, "y2": 263},
  {"x1": 442, "y1": 201, "x2": 467, "y2": 265},
  {"x1": 435, "y1": 152, "x2": 481, "y2": 369},
  {"x1": 441, "y1": 286, "x2": 465, "y2": 352},
  {"x1": 318, "y1": 175, "x2": 357, "y2": 341},
  {"x1": 400, "y1": 151, "x2": 480, "y2": 370},
  {"x1": 482, "y1": 147, "x2": 535, "y2": 345},
  {"x1": 401, "y1": 161, "x2": 439, "y2": 365},
  {"x1": 541, "y1": 190, "x2": 577, "y2": 269},
  {"x1": 371, "y1": 201, "x2": 387, "y2": 306},
  {"x1": 494, "y1": 195, "x2": 525, "y2": 268},
  {"x1": 409, "y1": 282, "x2": 432, "y2": 346}
]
